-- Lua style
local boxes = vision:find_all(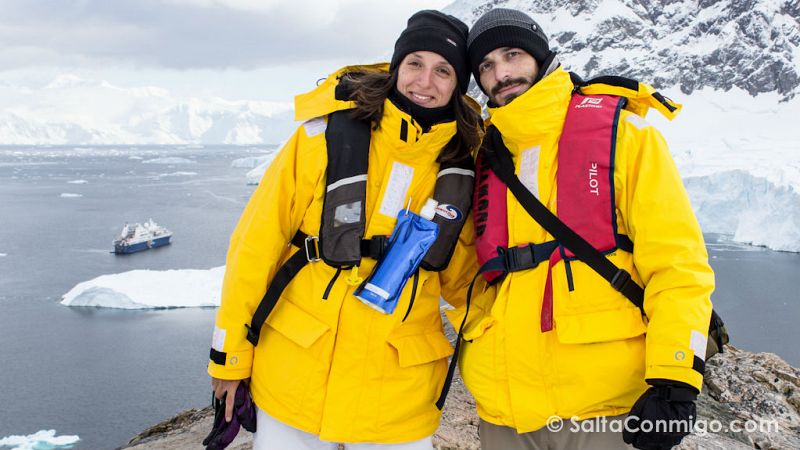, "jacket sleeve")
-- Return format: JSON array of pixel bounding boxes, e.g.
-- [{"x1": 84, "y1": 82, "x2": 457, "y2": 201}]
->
[
  {"x1": 438, "y1": 212, "x2": 478, "y2": 309},
  {"x1": 208, "y1": 124, "x2": 323, "y2": 380},
  {"x1": 617, "y1": 114, "x2": 715, "y2": 391}
]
